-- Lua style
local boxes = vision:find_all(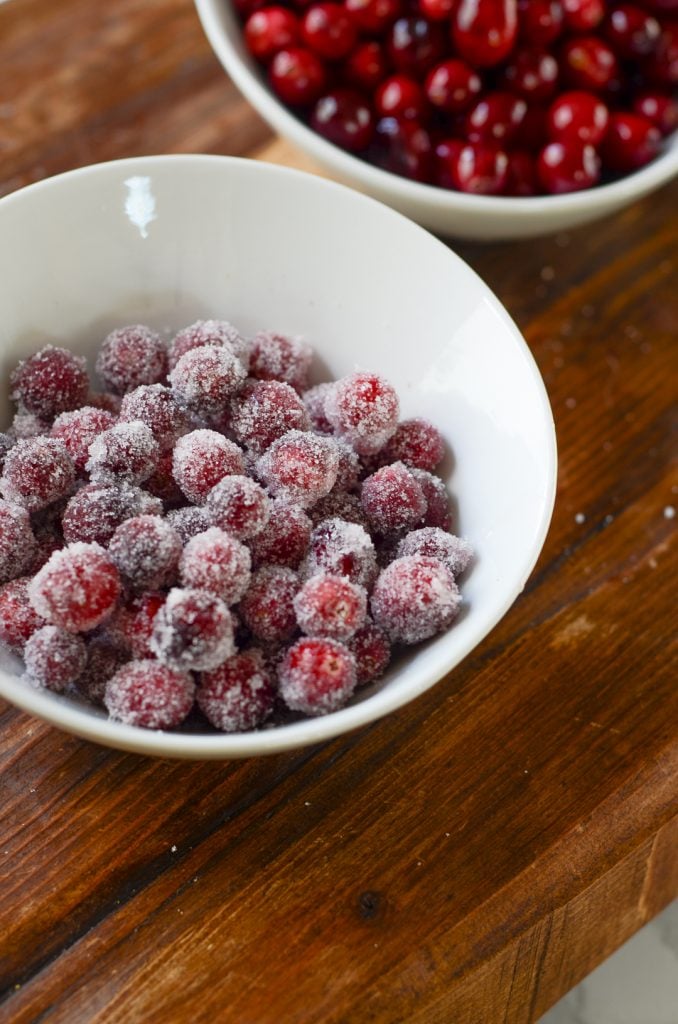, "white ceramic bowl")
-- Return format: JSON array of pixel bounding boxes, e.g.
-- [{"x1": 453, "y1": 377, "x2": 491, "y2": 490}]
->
[
  {"x1": 0, "y1": 155, "x2": 556, "y2": 758},
  {"x1": 195, "y1": 0, "x2": 678, "y2": 241}
]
